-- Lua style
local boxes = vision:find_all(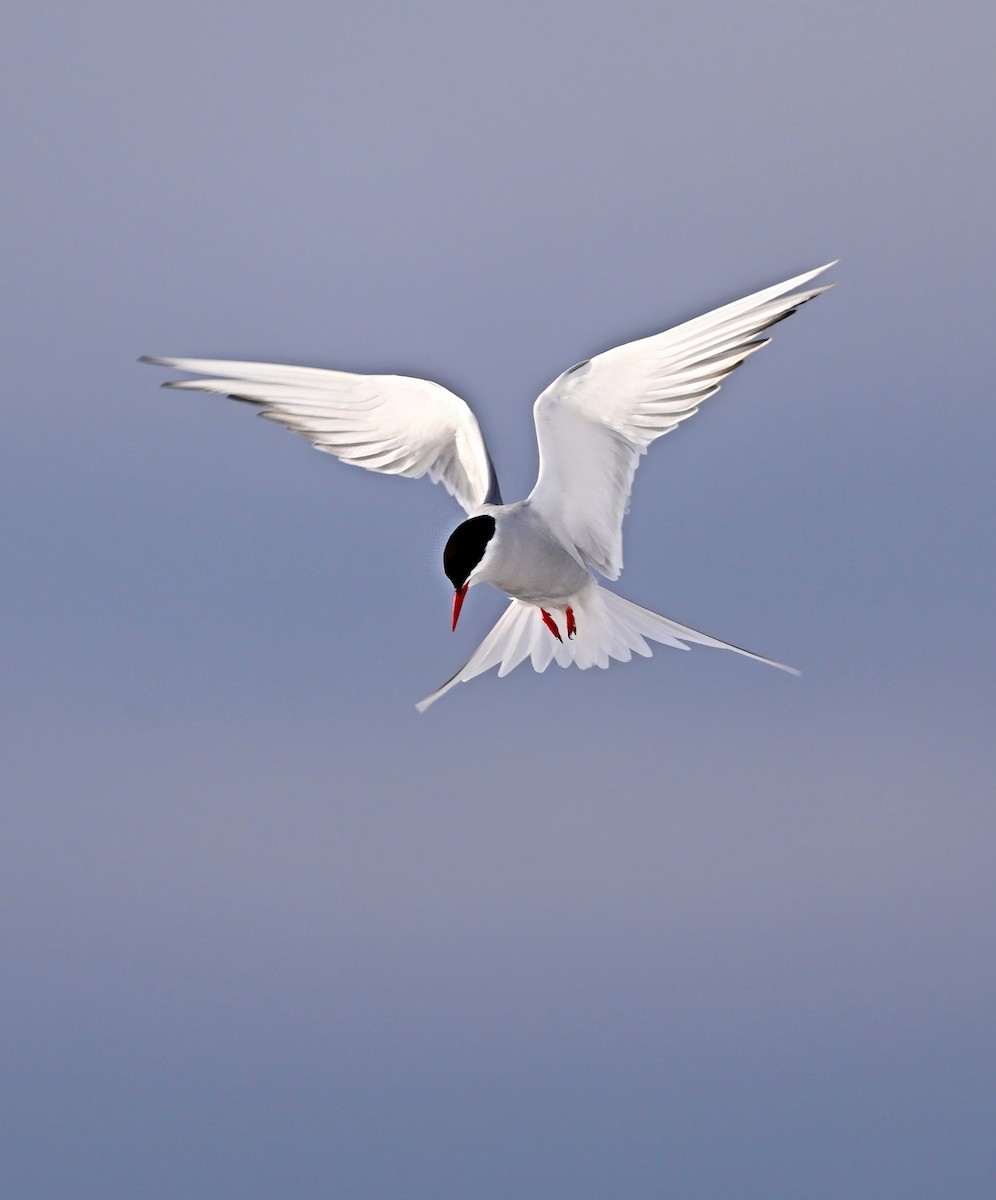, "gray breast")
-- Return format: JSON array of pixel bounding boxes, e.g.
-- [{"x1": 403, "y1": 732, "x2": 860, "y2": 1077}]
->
[{"x1": 486, "y1": 505, "x2": 590, "y2": 604}]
